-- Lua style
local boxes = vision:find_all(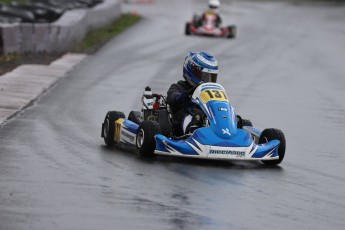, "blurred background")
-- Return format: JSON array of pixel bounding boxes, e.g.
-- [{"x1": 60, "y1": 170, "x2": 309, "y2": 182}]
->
[{"x1": 1, "y1": 0, "x2": 345, "y2": 229}]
